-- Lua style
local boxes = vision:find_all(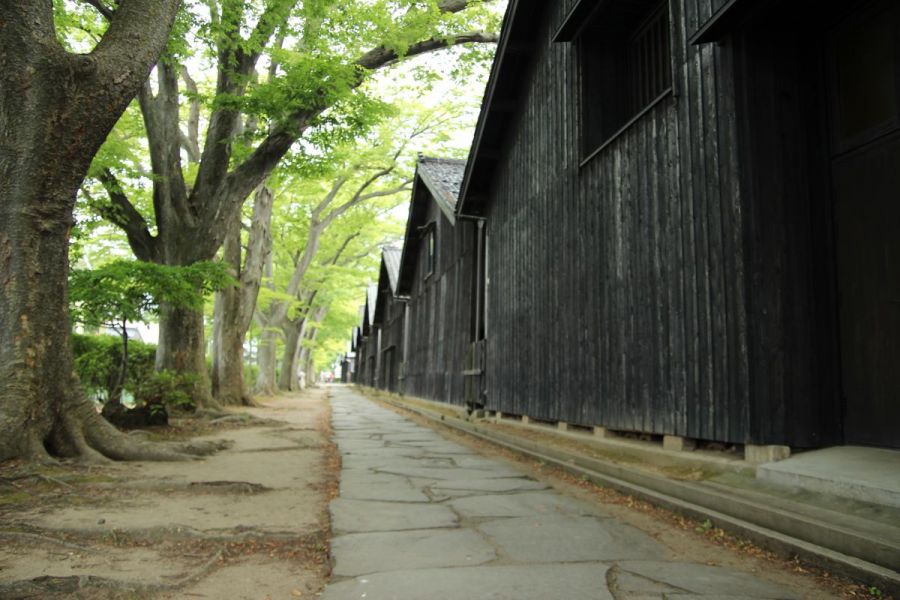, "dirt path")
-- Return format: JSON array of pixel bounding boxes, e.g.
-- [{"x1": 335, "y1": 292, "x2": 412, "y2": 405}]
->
[{"x1": 0, "y1": 389, "x2": 337, "y2": 600}]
